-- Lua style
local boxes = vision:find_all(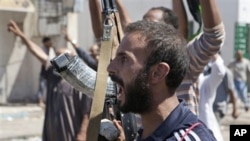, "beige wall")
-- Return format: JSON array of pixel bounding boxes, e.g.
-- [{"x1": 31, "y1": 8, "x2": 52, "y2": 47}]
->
[{"x1": 0, "y1": 11, "x2": 39, "y2": 103}]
